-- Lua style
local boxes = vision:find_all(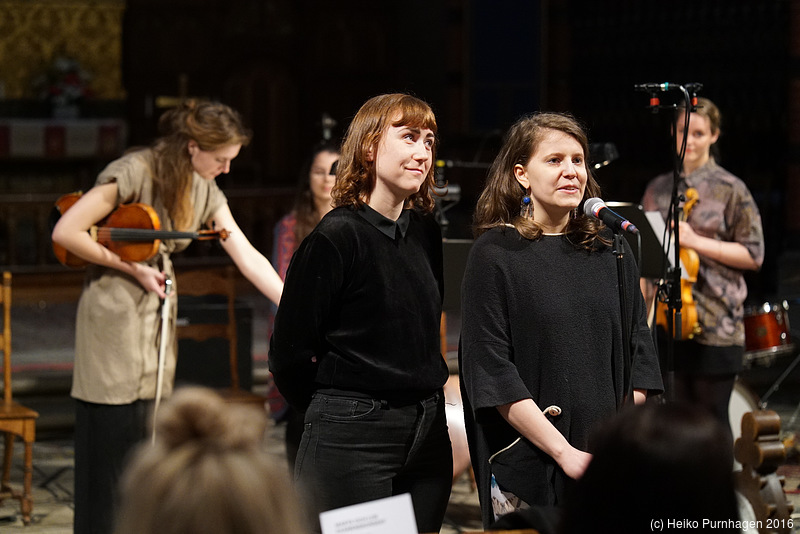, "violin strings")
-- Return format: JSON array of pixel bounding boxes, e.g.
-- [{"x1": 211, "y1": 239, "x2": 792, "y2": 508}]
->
[{"x1": 94, "y1": 227, "x2": 221, "y2": 241}]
